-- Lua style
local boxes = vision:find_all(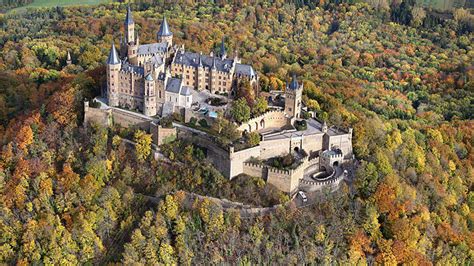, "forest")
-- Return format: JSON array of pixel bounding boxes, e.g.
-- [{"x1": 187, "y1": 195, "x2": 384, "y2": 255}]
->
[{"x1": 0, "y1": 0, "x2": 473, "y2": 264}]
